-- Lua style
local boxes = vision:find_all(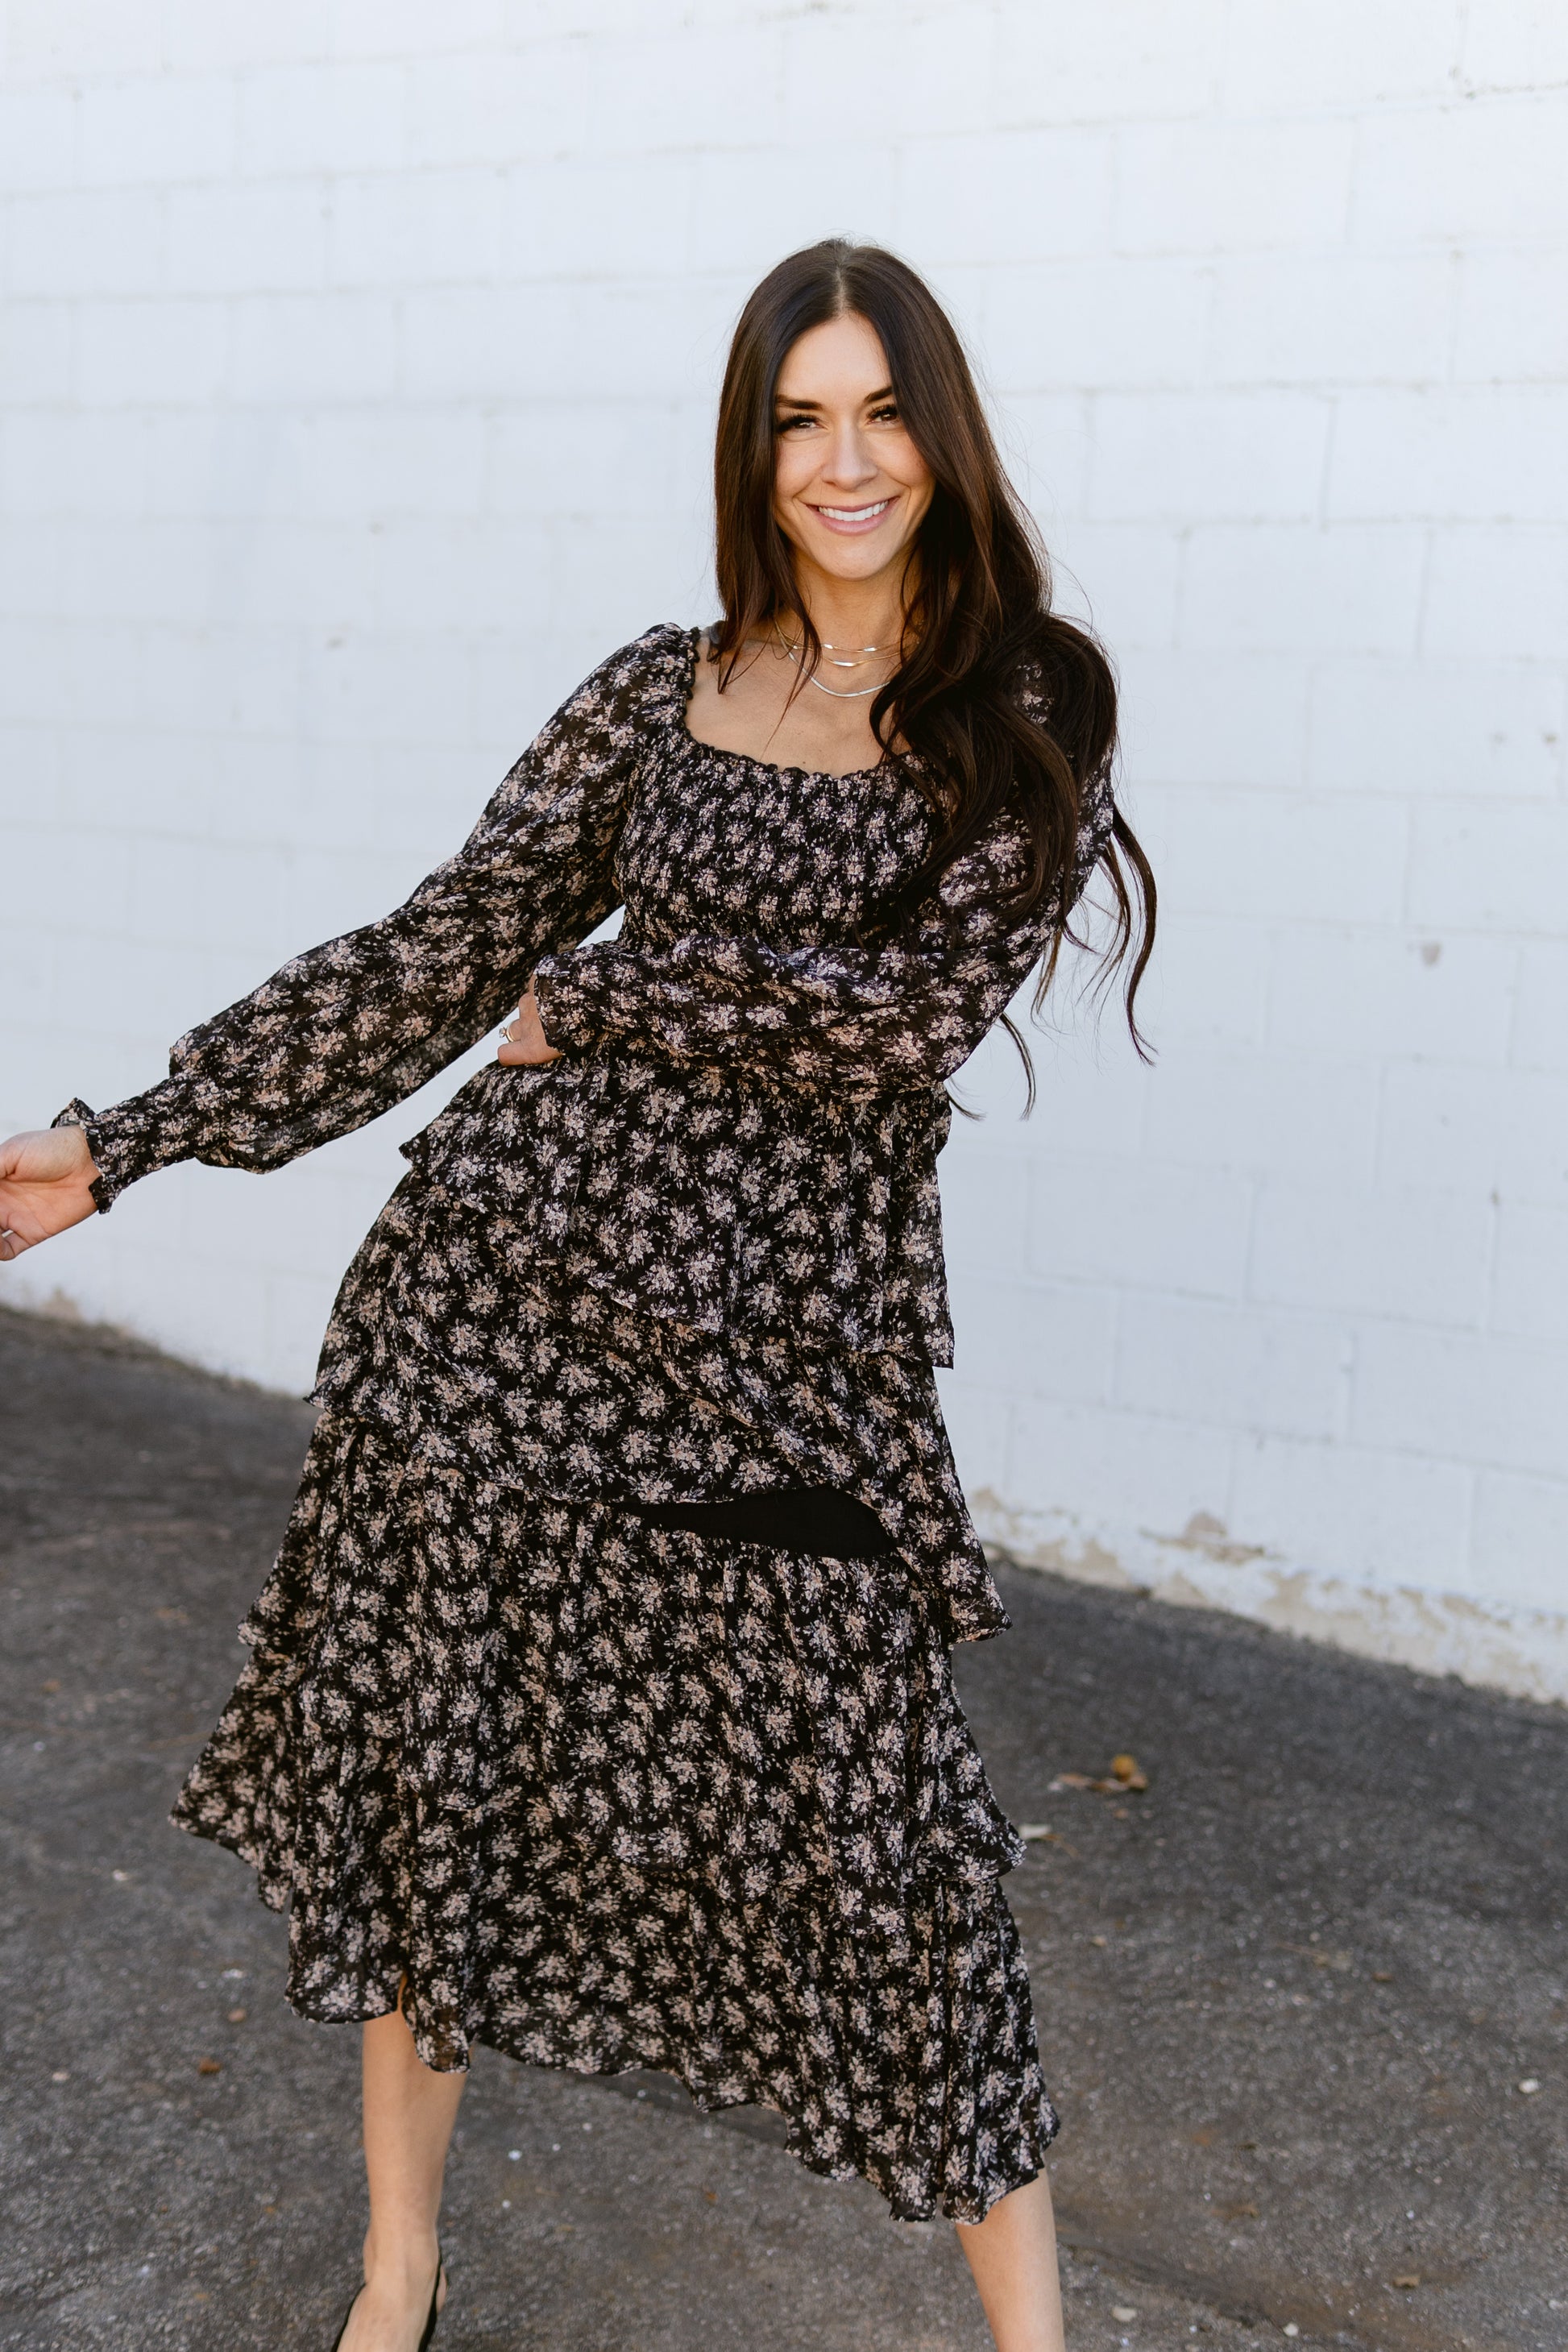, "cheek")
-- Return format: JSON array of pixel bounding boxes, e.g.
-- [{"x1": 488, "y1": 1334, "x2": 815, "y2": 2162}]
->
[
  {"x1": 774, "y1": 438, "x2": 816, "y2": 502},
  {"x1": 895, "y1": 457, "x2": 935, "y2": 537},
  {"x1": 889, "y1": 436, "x2": 934, "y2": 497}
]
